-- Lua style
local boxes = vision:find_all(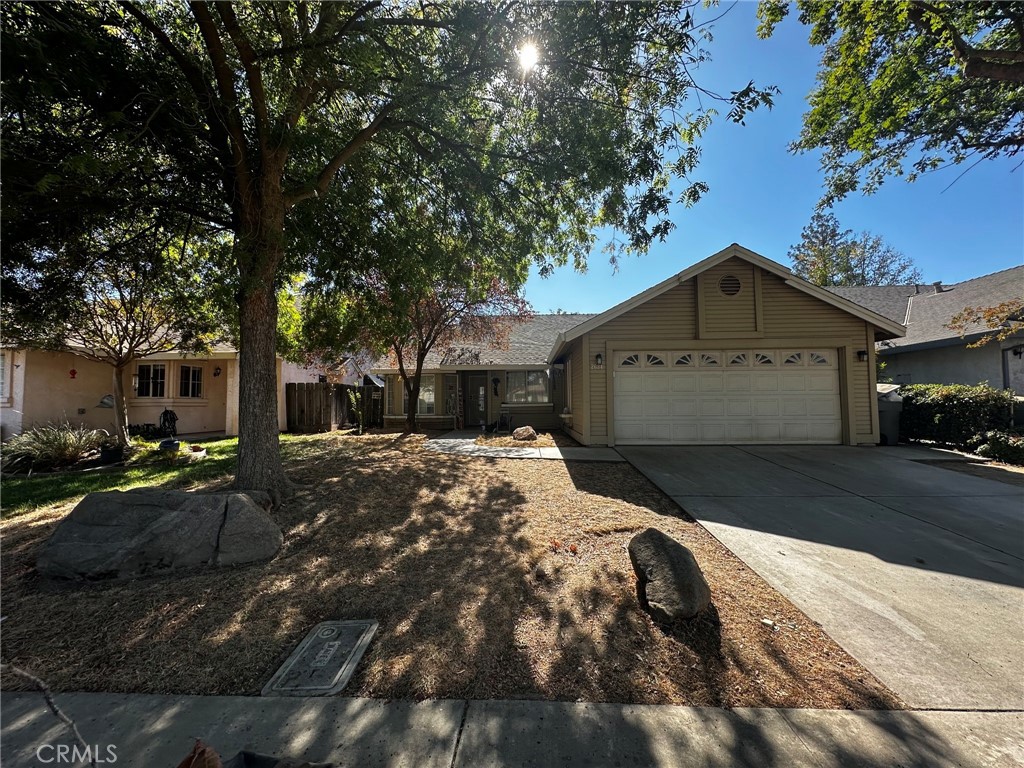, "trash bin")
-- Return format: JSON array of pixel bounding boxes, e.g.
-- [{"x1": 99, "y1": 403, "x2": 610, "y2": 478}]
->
[{"x1": 877, "y1": 386, "x2": 903, "y2": 446}]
